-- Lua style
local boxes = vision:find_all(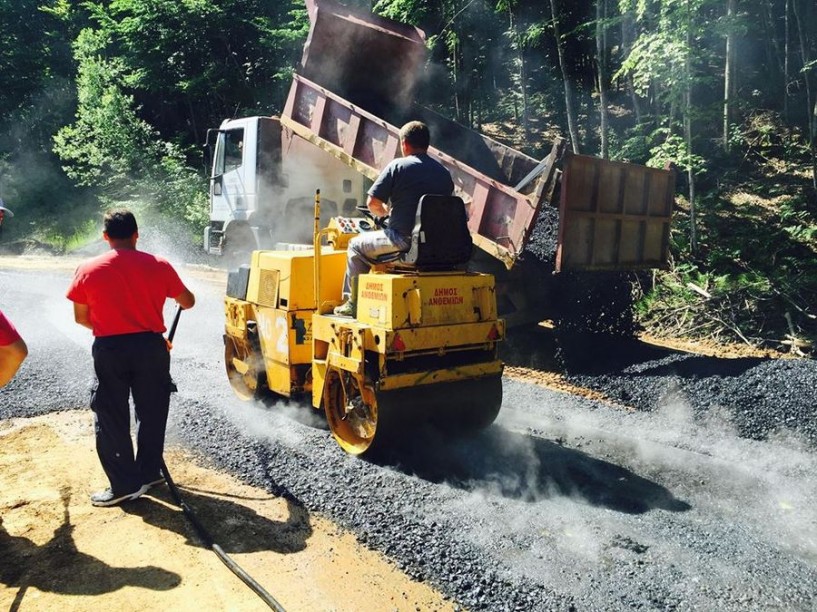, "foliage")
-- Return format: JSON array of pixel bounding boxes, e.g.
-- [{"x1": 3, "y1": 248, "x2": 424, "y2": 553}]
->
[
  {"x1": 52, "y1": 28, "x2": 206, "y2": 240},
  {"x1": 647, "y1": 133, "x2": 705, "y2": 173},
  {"x1": 83, "y1": 0, "x2": 307, "y2": 146},
  {"x1": 638, "y1": 109, "x2": 817, "y2": 352},
  {"x1": 53, "y1": 30, "x2": 159, "y2": 189},
  {"x1": 1, "y1": 0, "x2": 816, "y2": 351},
  {"x1": 42, "y1": 218, "x2": 99, "y2": 252}
]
